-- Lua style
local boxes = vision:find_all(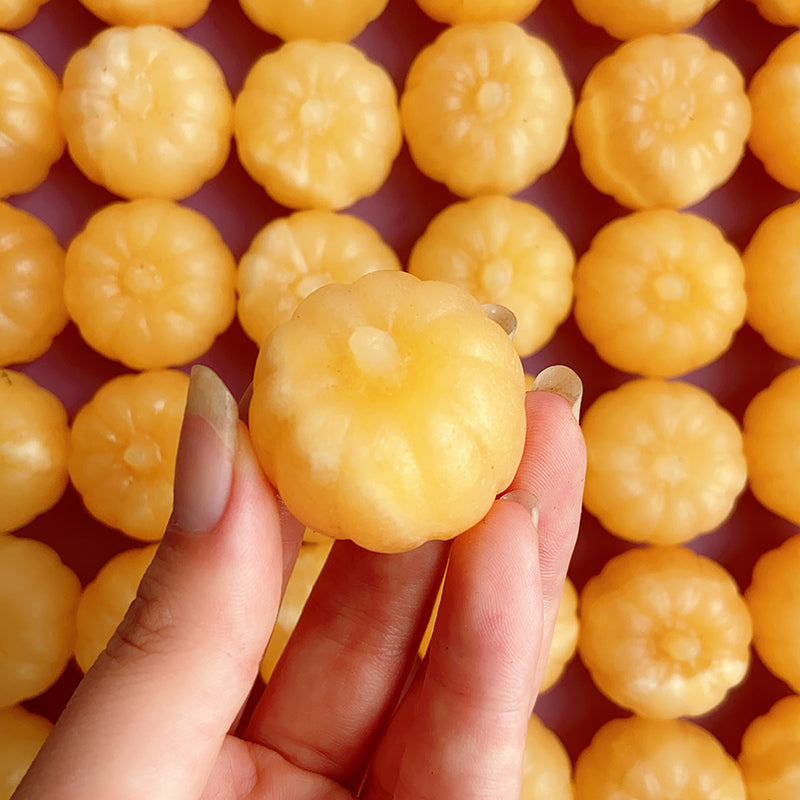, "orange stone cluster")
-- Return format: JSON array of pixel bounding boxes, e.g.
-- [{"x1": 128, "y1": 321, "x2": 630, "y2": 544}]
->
[{"x1": 4, "y1": 0, "x2": 800, "y2": 797}]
